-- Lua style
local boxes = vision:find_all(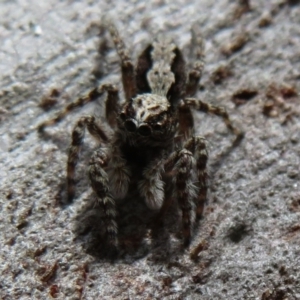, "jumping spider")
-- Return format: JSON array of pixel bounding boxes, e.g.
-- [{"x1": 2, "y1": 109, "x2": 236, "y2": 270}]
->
[{"x1": 38, "y1": 22, "x2": 242, "y2": 249}]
